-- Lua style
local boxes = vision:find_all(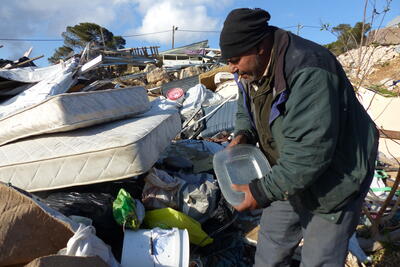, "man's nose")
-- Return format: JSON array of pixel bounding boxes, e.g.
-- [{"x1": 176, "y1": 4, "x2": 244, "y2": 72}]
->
[{"x1": 228, "y1": 63, "x2": 238, "y2": 74}]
